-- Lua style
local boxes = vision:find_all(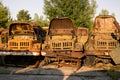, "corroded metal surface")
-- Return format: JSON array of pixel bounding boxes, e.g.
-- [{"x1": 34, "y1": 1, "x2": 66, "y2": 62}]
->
[
  {"x1": 84, "y1": 15, "x2": 120, "y2": 64},
  {"x1": 0, "y1": 22, "x2": 46, "y2": 56},
  {"x1": 109, "y1": 47, "x2": 120, "y2": 64},
  {"x1": 42, "y1": 18, "x2": 86, "y2": 68}
]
